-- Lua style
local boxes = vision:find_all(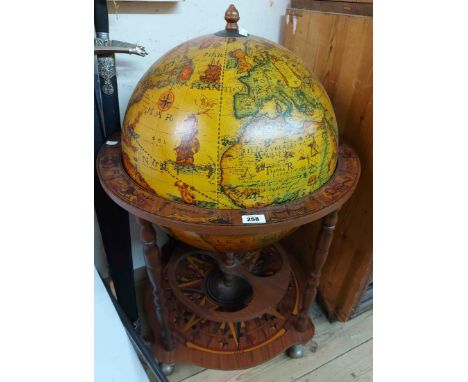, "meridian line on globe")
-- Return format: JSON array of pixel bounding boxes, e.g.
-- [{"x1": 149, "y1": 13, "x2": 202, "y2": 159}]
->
[{"x1": 215, "y1": 39, "x2": 229, "y2": 206}]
